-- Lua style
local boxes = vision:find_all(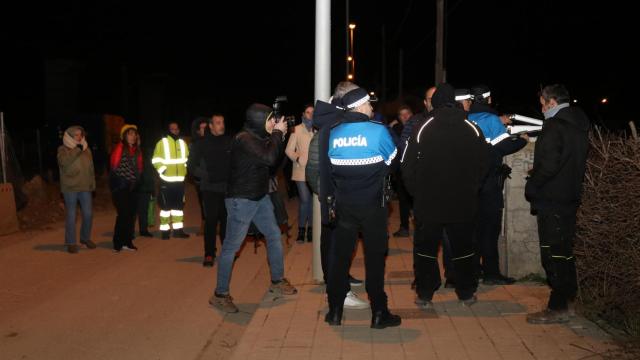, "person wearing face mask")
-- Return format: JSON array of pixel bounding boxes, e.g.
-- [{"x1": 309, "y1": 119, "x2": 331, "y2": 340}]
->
[
  {"x1": 285, "y1": 103, "x2": 315, "y2": 243},
  {"x1": 152, "y1": 121, "x2": 190, "y2": 240},
  {"x1": 209, "y1": 103, "x2": 297, "y2": 314},
  {"x1": 525, "y1": 84, "x2": 590, "y2": 324},
  {"x1": 57, "y1": 125, "x2": 96, "y2": 254}
]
